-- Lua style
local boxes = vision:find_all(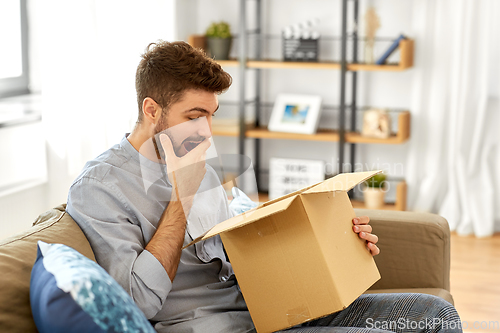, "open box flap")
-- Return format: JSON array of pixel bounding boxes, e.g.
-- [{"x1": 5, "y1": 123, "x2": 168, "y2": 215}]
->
[
  {"x1": 183, "y1": 195, "x2": 298, "y2": 249},
  {"x1": 260, "y1": 181, "x2": 322, "y2": 208},
  {"x1": 304, "y1": 170, "x2": 382, "y2": 194}
]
